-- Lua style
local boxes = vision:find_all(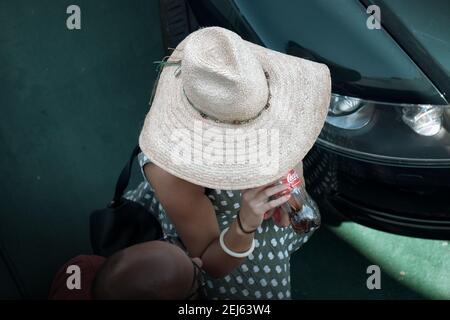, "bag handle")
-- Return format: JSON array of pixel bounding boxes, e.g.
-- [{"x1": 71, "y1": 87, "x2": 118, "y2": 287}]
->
[{"x1": 109, "y1": 145, "x2": 141, "y2": 208}]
